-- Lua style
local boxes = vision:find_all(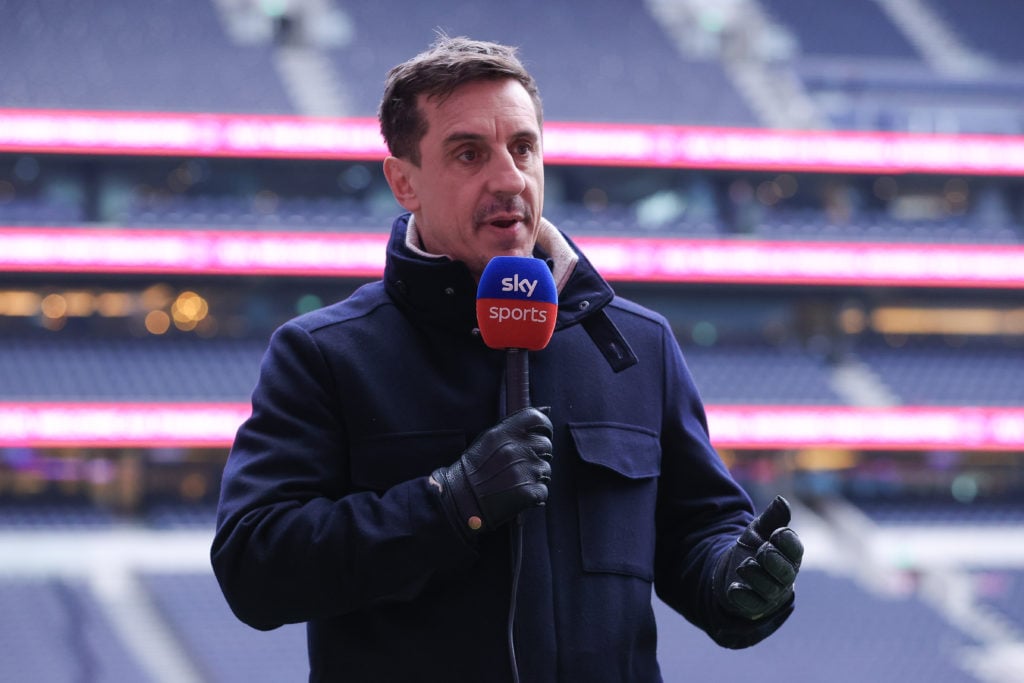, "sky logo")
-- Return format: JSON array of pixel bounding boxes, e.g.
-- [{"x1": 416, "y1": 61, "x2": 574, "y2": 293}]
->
[{"x1": 500, "y1": 274, "x2": 538, "y2": 297}]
